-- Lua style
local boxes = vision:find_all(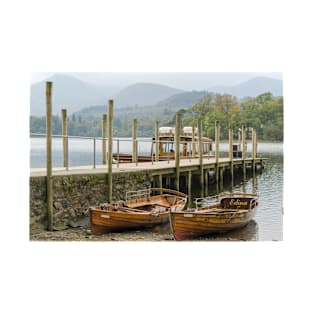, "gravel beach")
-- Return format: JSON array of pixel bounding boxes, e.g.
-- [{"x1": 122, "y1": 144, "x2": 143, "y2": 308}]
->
[
  {"x1": 30, "y1": 223, "x2": 175, "y2": 242},
  {"x1": 30, "y1": 220, "x2": 257, "y2": 242}
]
